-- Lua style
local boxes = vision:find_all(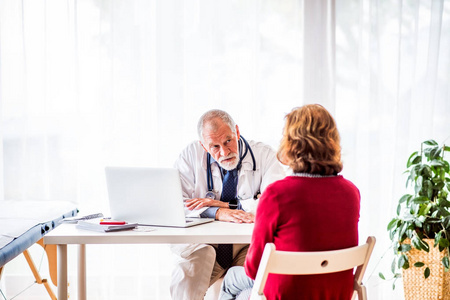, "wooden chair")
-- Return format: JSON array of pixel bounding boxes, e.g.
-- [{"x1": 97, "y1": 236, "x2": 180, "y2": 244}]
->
[{"x1": 249, "y1": 236, "x2": 376, "y2": 300}]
